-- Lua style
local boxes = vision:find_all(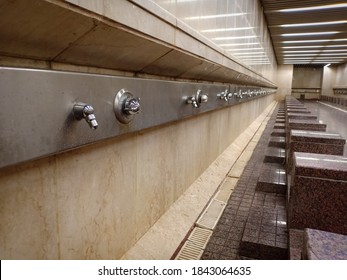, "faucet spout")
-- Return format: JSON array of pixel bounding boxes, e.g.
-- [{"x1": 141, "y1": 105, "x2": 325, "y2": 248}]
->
[{"x1": 73, "y1": 102, "x2": 98, "y2": 129}]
